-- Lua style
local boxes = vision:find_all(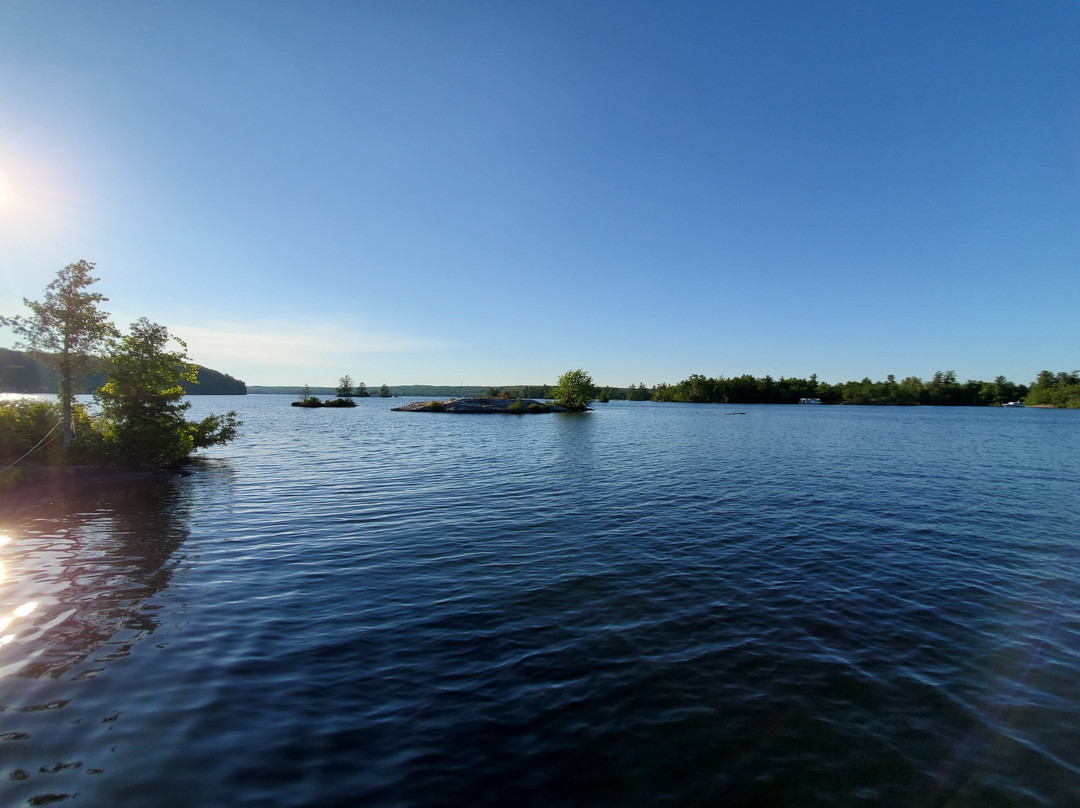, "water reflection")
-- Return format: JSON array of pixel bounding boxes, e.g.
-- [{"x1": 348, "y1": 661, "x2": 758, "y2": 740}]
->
[
  {"x1": 0, "y1": 471, "x2": 193, "y2": 805},
  {"x1": 0, "y1": 477, "x2": 191, "y2": 679}
]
